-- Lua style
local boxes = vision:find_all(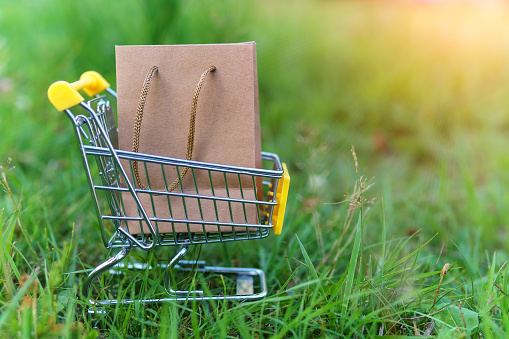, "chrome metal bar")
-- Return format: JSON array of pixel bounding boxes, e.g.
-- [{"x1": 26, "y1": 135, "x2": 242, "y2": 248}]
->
[
  {"x1": 67, "y1": 113, "x2": 110, "y2": 249},
  {"x1": 83, "y1": 246, "x2": 131, "y2": 307},
  {"x1": 93, "y1": 185, "x2": 277, "y2": 205},
  {"x1": 105, "y1": 87, "x2": 117, "y2": 99},
  {"x1": 84, "y1": 146, "x2": 283, "y2": 178},
  {"x1": 164, "y1": 246, "x2": 204, "y2": 296},
  {"x1": 79, "y1": 102, "x2": 157, "y2": 250},
  {"x1": 83, "y1": 244, "x2": 266, "y2": 307},
  {"x1": 102, "y1": 216, "x2": 273, "y2": 229}
]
